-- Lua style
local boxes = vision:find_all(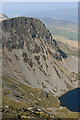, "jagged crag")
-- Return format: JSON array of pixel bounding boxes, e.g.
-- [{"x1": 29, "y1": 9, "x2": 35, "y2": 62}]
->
[{"x1": 1, "y1": 17, "x2": 77, "y2": 119}]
